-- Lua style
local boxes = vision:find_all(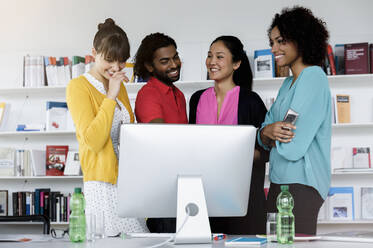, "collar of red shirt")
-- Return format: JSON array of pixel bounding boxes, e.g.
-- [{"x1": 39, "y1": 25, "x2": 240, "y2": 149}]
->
[{"x1": 147, "y1": 77, "x2": 176, "y2": 94}]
